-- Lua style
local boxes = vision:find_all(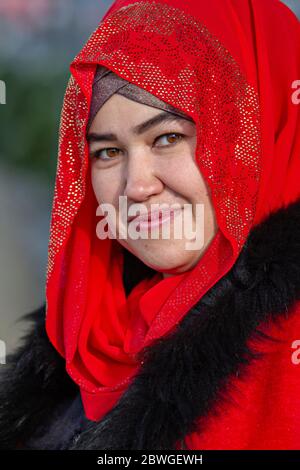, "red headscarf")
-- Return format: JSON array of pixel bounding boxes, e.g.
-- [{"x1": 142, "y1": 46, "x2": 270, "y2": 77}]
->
[{"x1": 45, "y1": 0, "x2": 300, "y2": 423}]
